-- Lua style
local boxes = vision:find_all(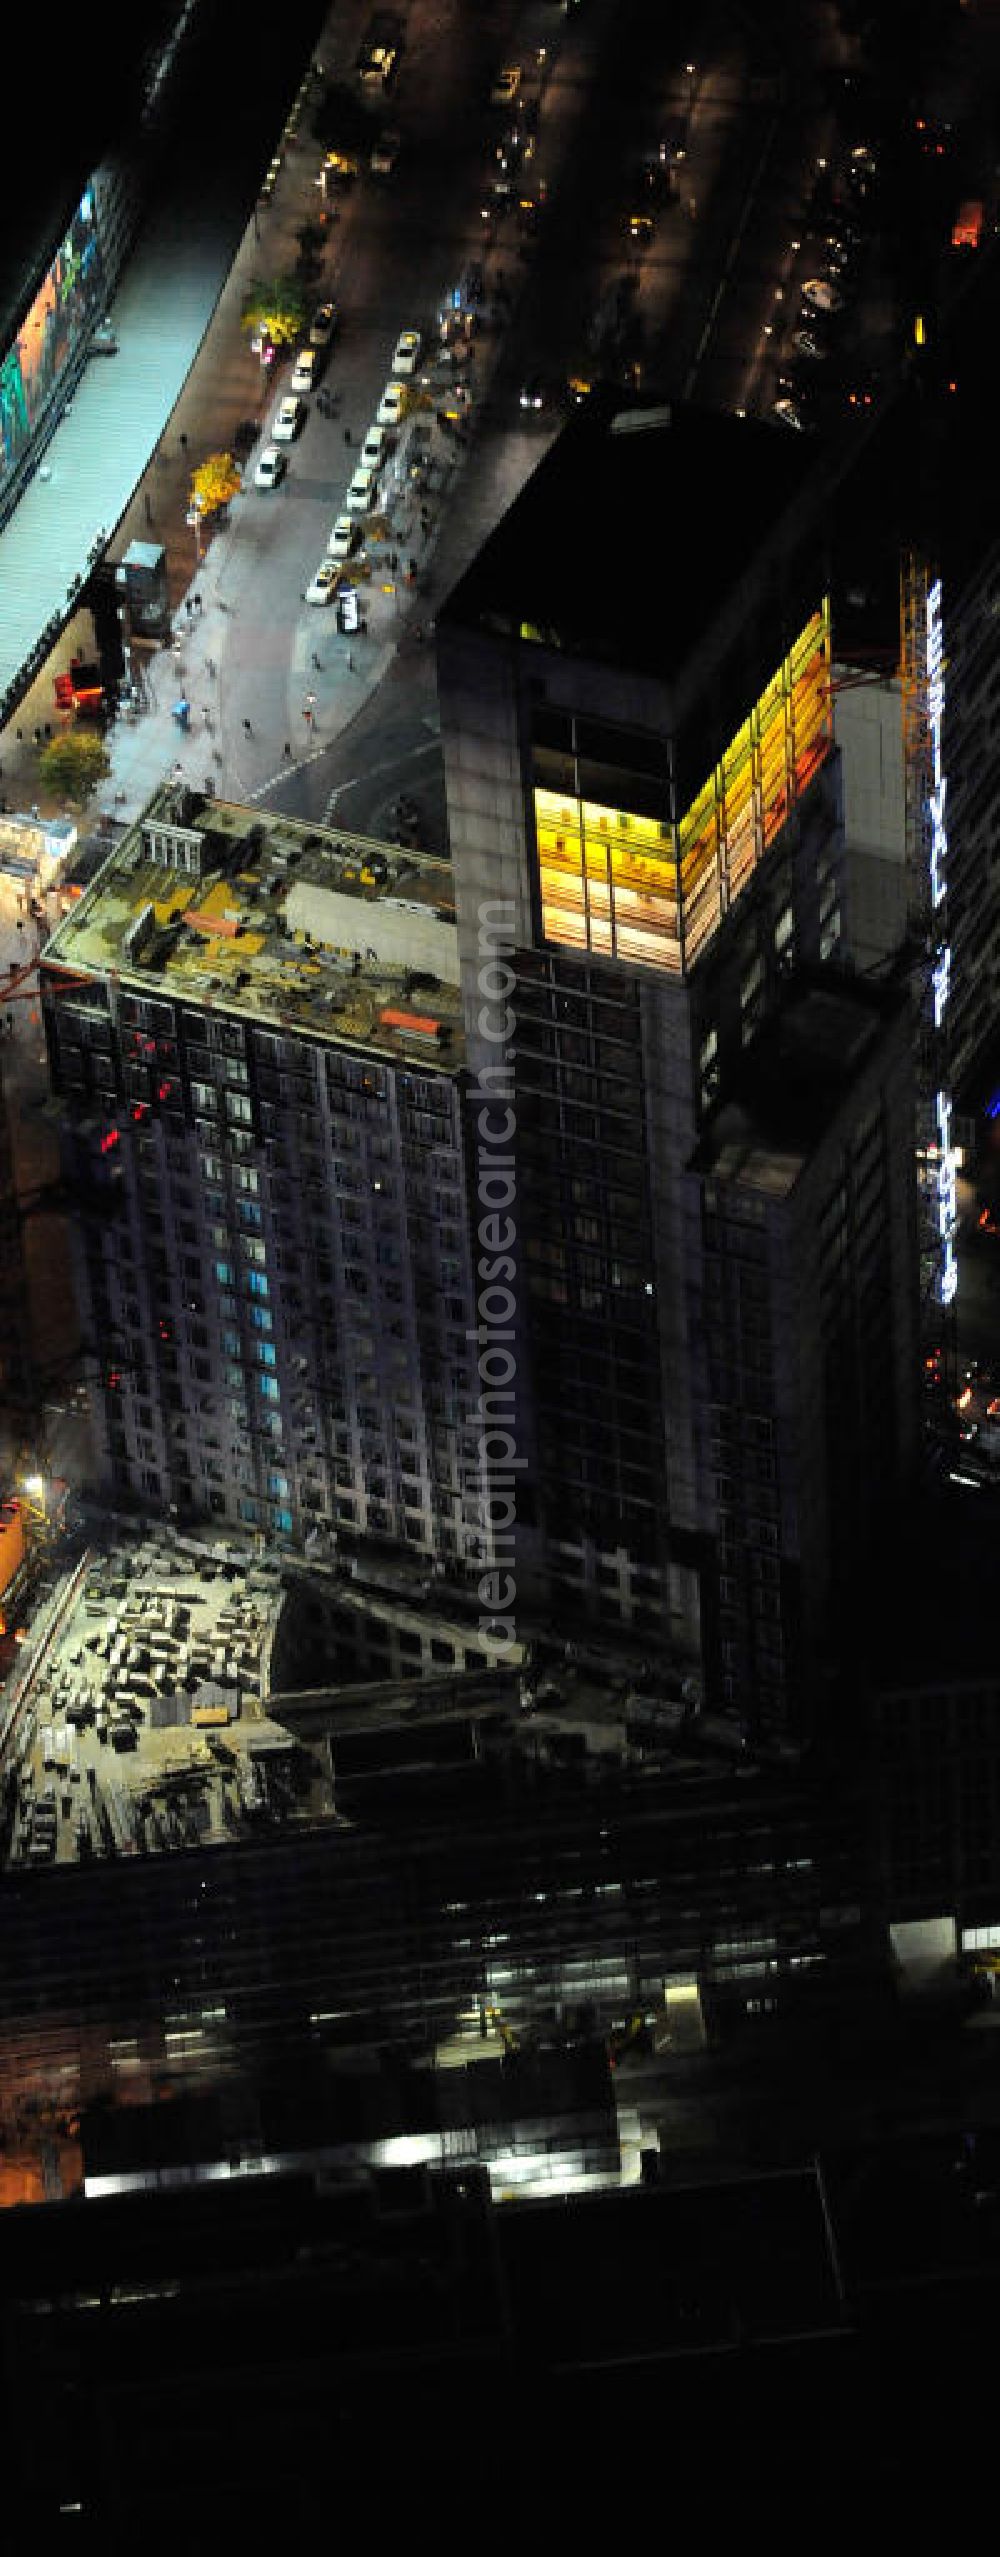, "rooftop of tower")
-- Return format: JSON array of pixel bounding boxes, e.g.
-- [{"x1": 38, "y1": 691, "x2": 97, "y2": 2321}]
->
[
  {"x1": 438, "y1": 391, "x2": 824, "y2": 695},
  {"x1": 42, "y1": 786, "x2": 465, "y2": 1071}
]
